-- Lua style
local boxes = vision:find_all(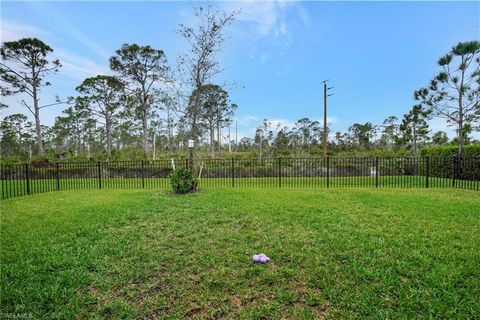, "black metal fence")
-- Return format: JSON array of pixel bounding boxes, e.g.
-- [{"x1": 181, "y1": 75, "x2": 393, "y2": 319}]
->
[{"x1": 1, "y1": 156, "x2": 479, "y2": 199}]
